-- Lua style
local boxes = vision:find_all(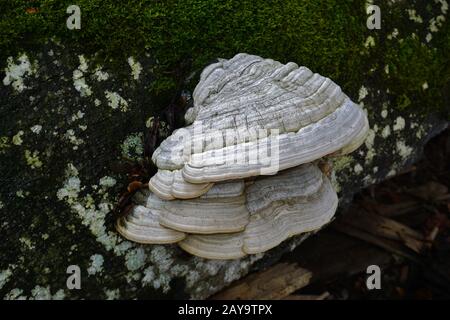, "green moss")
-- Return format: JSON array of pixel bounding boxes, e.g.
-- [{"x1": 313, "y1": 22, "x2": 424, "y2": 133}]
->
[
  {"x1": 0, "y1": 1, "x2": 366, "y2": 94},
  {"x1": 0, "y1": 0, "x2": 448, "y2": 116},
  {"x1": 332, "y1": 155, "x2": 353, "y2": 171},
  {"x1": 366, "y1": 1, "x2": 450, "y2": 117},
  {"x1": 384, "y1": 36, "x2": 443, "y2": 112}
]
